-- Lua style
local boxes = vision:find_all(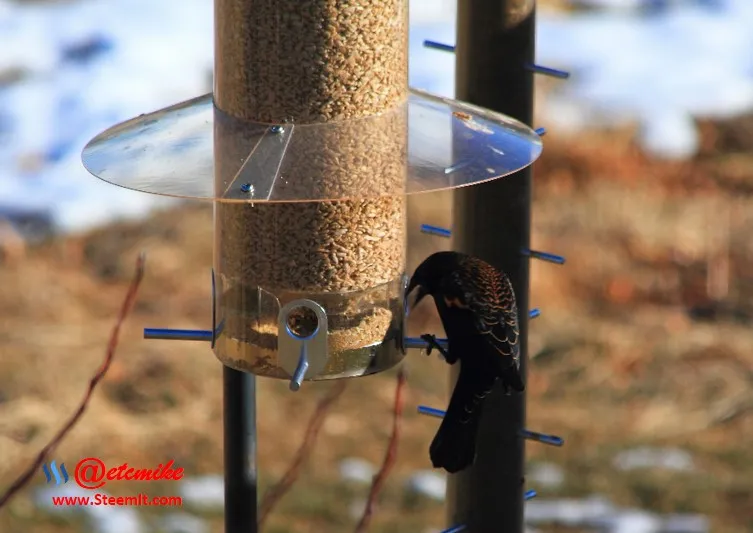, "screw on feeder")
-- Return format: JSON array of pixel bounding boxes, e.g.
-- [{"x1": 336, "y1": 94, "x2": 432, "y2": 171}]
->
[
  {"x1": 525, "y1": 489, "x2": 537, "y2": 500},
  {"x1": 444, "y1": 160, "x2": 472, "y2": 175},
  {"x1": 423, "y1": 39, "x2": 456, "y2": 53},
  {"x1": 239, "y1": 183, "x2": 254, "y2": 194},
  {"x1": 269, "y1": 125, "x2": 285, "y2": 134},
  {"x1": 535, "y1": 127, "x2": 546, "y2": 136},
  {"x1": 524, "y1": 63, "x2": 570, "y2": 79}
]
